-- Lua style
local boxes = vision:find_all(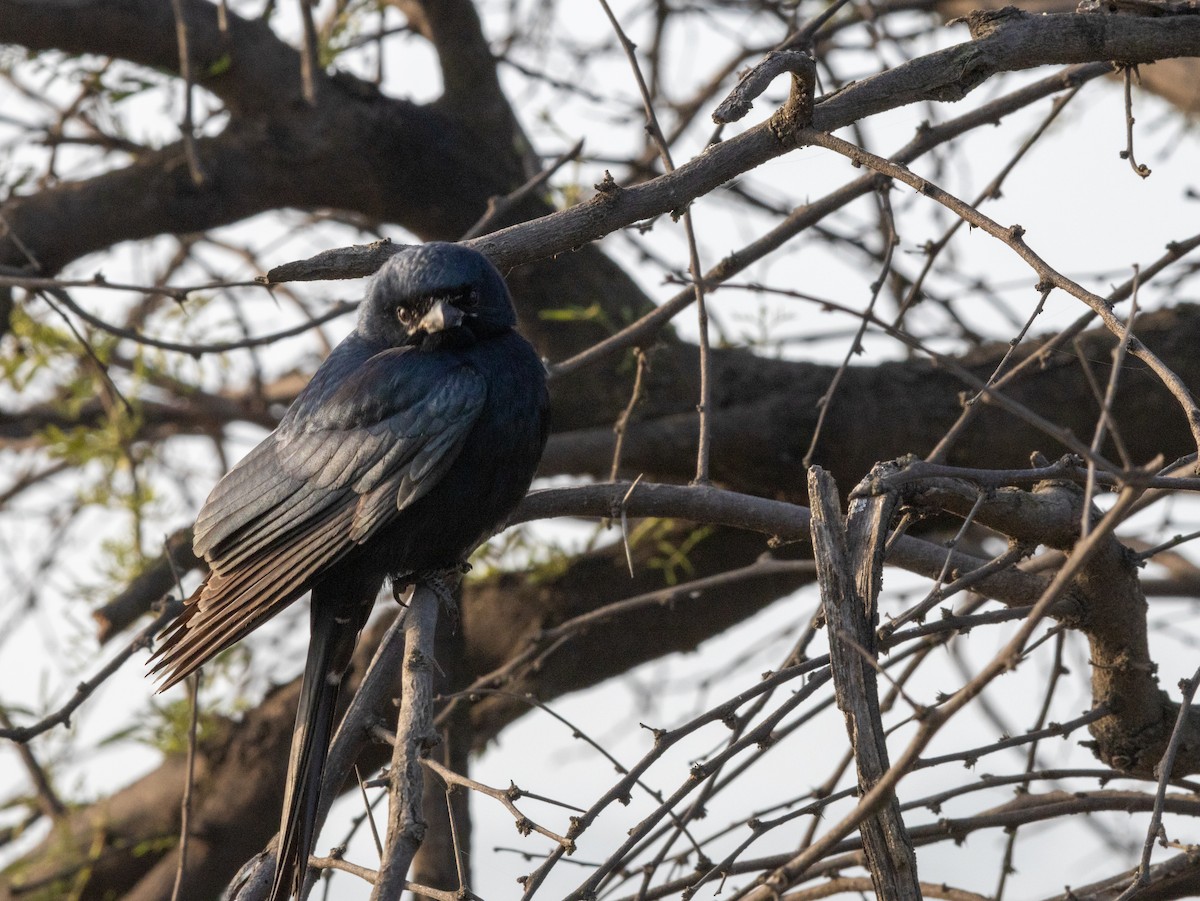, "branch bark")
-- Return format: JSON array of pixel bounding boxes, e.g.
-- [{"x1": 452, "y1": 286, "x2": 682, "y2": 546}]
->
[
  {"x1": 372, "y1": 585, "x2": 439, "y2": 900},
  {"x1": 808, "y1": 466, "x2": 921, "y2": 899}
]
